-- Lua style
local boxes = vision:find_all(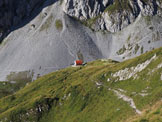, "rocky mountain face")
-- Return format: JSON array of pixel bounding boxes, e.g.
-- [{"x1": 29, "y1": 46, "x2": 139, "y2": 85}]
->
[
  {"x1": 1, "y1": 0, "x2": 162, "y2": 36},
  {"x1": 63, "y1": 0, "x2": 162, "y2": 32},
  {"x1": 0, "y1": 0, "x2": 161, "y2": 82}
]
